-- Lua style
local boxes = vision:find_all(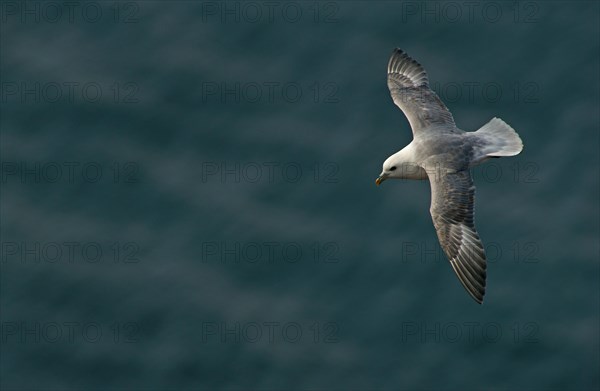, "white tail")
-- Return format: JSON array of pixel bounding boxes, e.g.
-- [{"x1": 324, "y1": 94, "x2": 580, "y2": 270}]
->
[{"x1": 473, "y1": 117, "x2": 523, "y2": 162}]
